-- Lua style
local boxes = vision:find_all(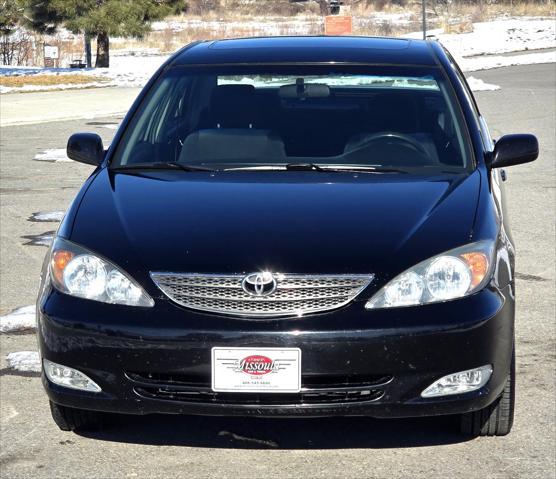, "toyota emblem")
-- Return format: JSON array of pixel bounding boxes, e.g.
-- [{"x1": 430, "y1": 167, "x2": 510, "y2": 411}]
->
[{"x1": 242, "y1": 272, "x2": 277, "y2": 296}]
